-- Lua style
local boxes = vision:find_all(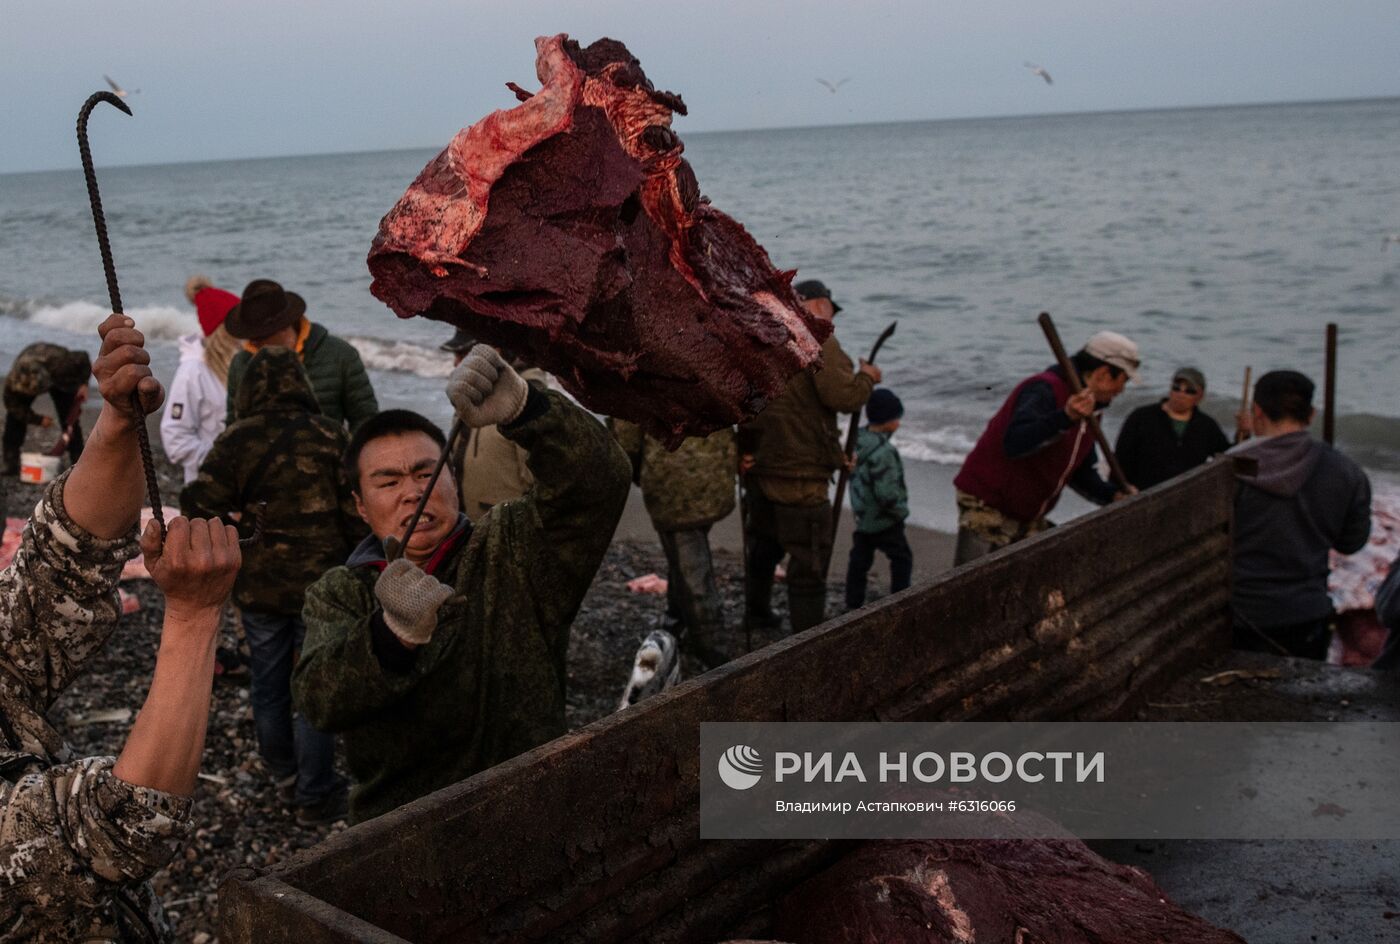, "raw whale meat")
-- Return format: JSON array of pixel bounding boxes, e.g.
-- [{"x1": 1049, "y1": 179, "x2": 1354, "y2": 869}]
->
[
  {"x1": 368, "y1": 34, "x2": 828, "y2": 444},
  {"x1": 773, "y1": 838, "x2": 1247, "y2": 943}
]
